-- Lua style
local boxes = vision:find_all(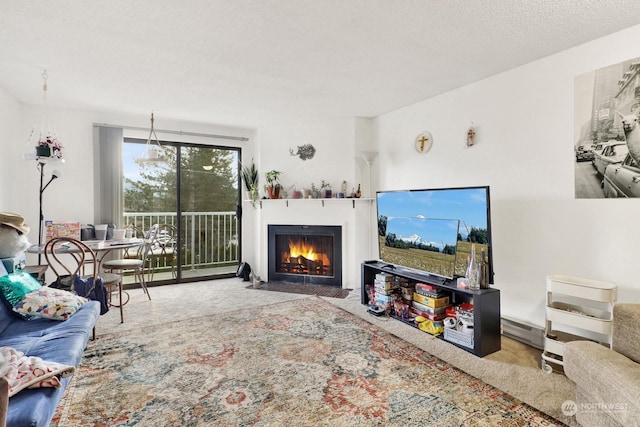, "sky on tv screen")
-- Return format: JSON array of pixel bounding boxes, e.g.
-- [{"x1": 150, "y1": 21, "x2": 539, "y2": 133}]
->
[{"x1": 376, "y1": 187, "x2": 488, "y2": 244}]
